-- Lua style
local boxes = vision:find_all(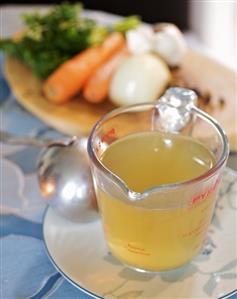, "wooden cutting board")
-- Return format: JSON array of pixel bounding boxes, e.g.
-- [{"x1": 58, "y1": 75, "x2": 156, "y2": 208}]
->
[{"x1": 4, "y1": 49, "x2": 237, "y2": 151}]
